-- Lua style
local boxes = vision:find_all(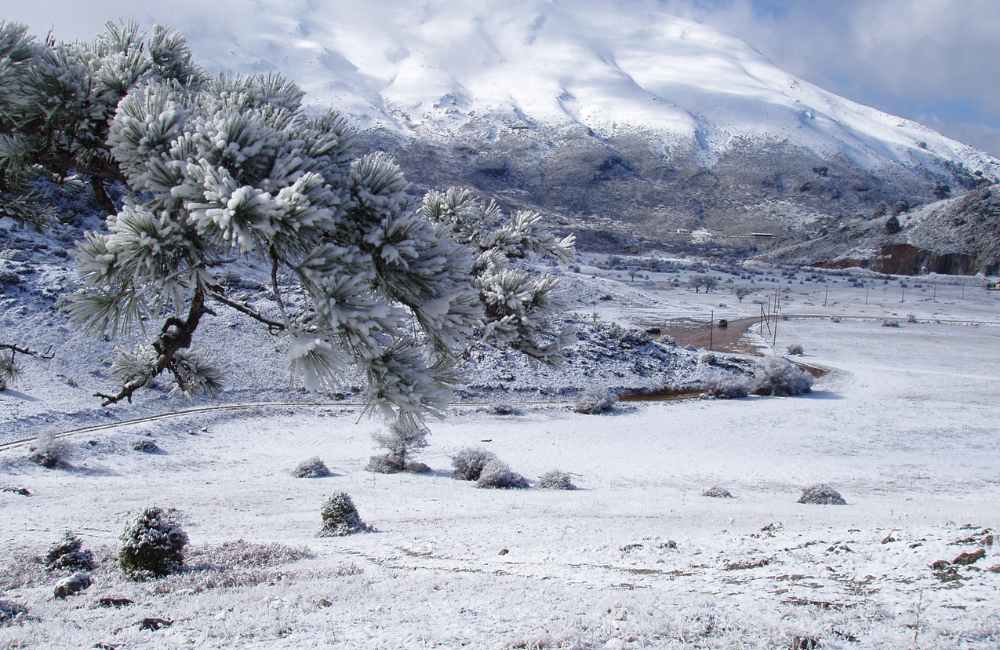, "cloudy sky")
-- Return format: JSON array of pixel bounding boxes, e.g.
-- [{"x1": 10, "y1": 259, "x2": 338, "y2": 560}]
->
[{"x1": 6, "y1": 0, "x2": 999, "y2": 155}]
